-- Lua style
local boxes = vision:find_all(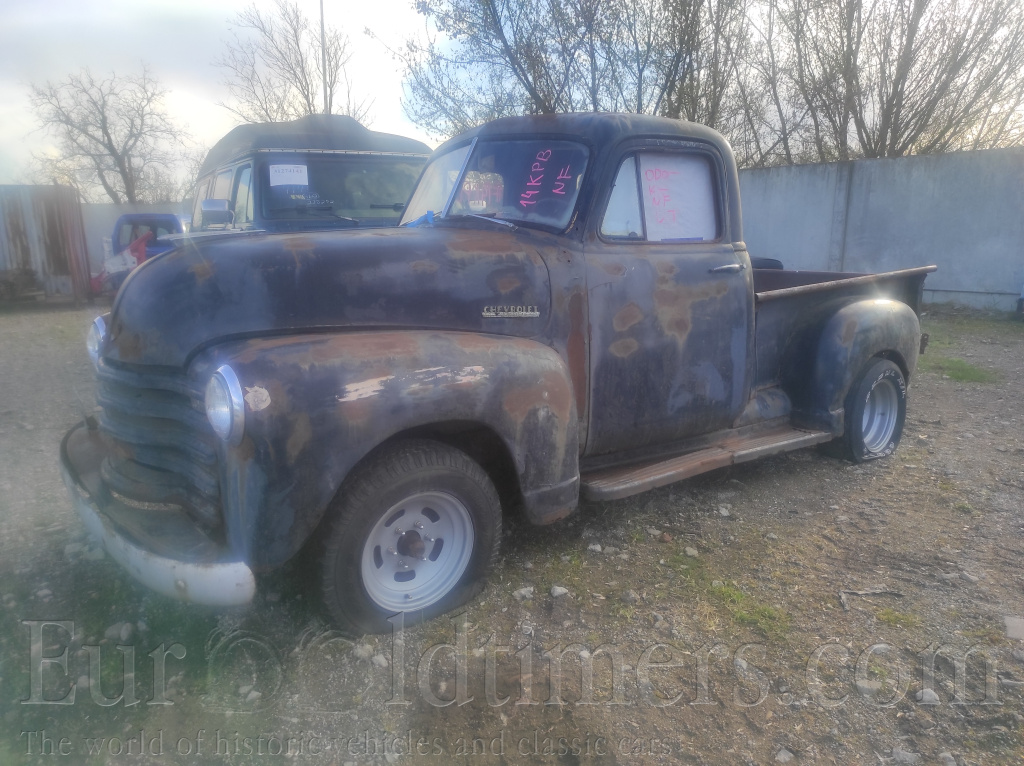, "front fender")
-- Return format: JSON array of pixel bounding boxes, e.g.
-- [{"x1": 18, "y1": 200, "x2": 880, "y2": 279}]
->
[
  {"x1": 194, "y1": 331, "x2": 579, "y2": 569},
  {"x1": 802, "y1": 299, "x2": 921, "y2": 433}
]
